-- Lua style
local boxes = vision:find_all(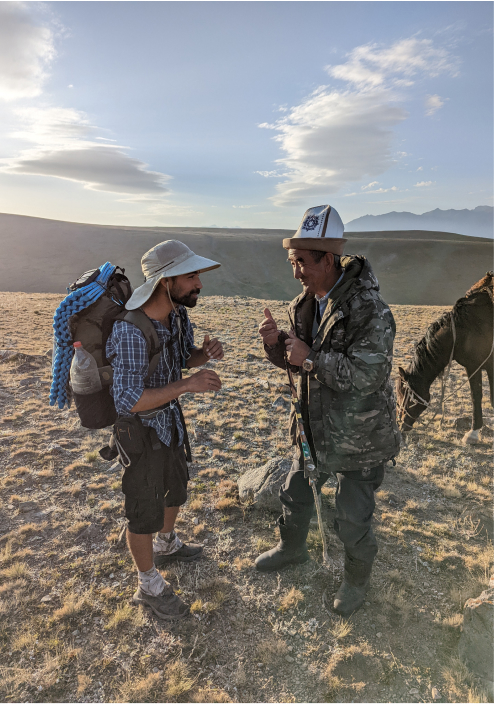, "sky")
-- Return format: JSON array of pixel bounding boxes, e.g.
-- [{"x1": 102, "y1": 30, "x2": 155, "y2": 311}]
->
[{"x1": 0, "y1": 1, "x2": 492, "y2": 229}]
